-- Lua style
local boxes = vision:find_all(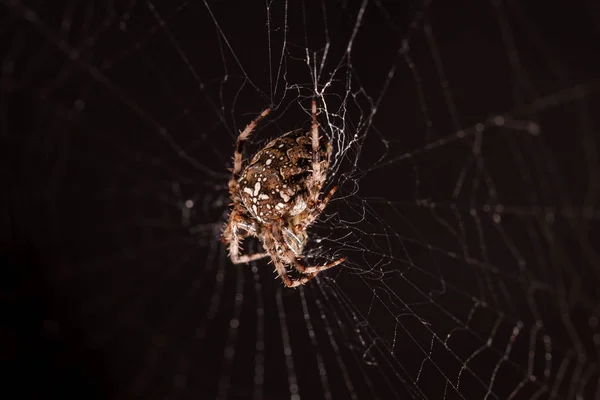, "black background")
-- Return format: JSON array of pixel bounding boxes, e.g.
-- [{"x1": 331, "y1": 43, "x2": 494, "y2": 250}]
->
[{"x1": 3, "y1": 0, "x2": 600, "y2": 399}]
